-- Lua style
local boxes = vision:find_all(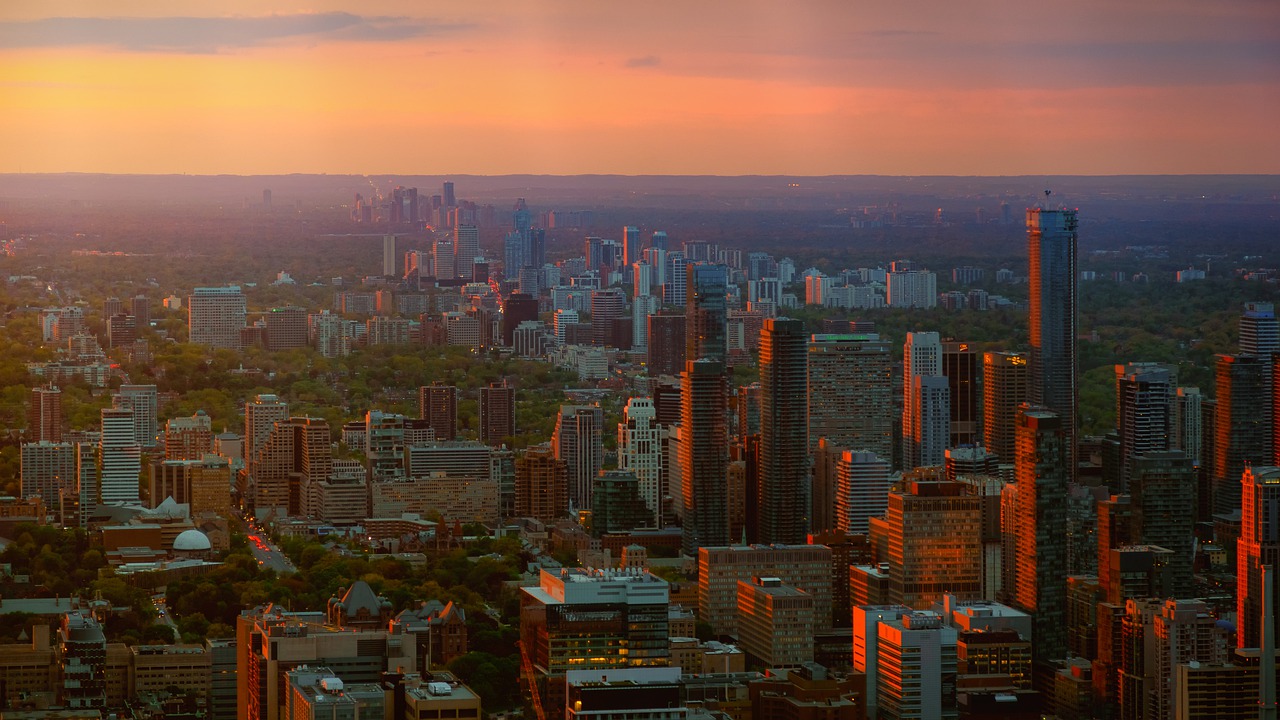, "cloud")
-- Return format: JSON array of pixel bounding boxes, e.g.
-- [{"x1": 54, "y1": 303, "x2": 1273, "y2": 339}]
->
[
  {"x1": 0, "y1": 13, "x2": 465, "y2": 53},
  {"x1": 624, "y1": 55, "x2": 661, "y2": 68}
]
